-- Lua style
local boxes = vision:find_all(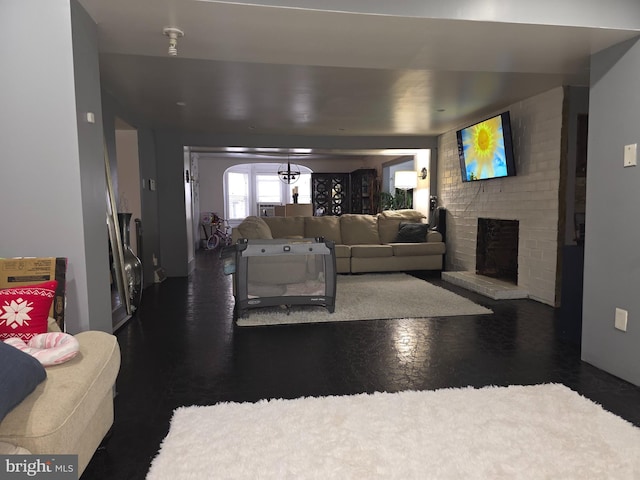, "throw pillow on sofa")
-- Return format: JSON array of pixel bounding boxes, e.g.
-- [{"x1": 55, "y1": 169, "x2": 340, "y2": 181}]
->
[
  {"x1": 0, "y1": 340, "x2": 46, "y2": 422},
  {"x1": 0, "y1": 280, "x2": 57, "y2": 341},
  {"x1": 395, "y1": 223, "x2": 430, "y2": 243}
]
